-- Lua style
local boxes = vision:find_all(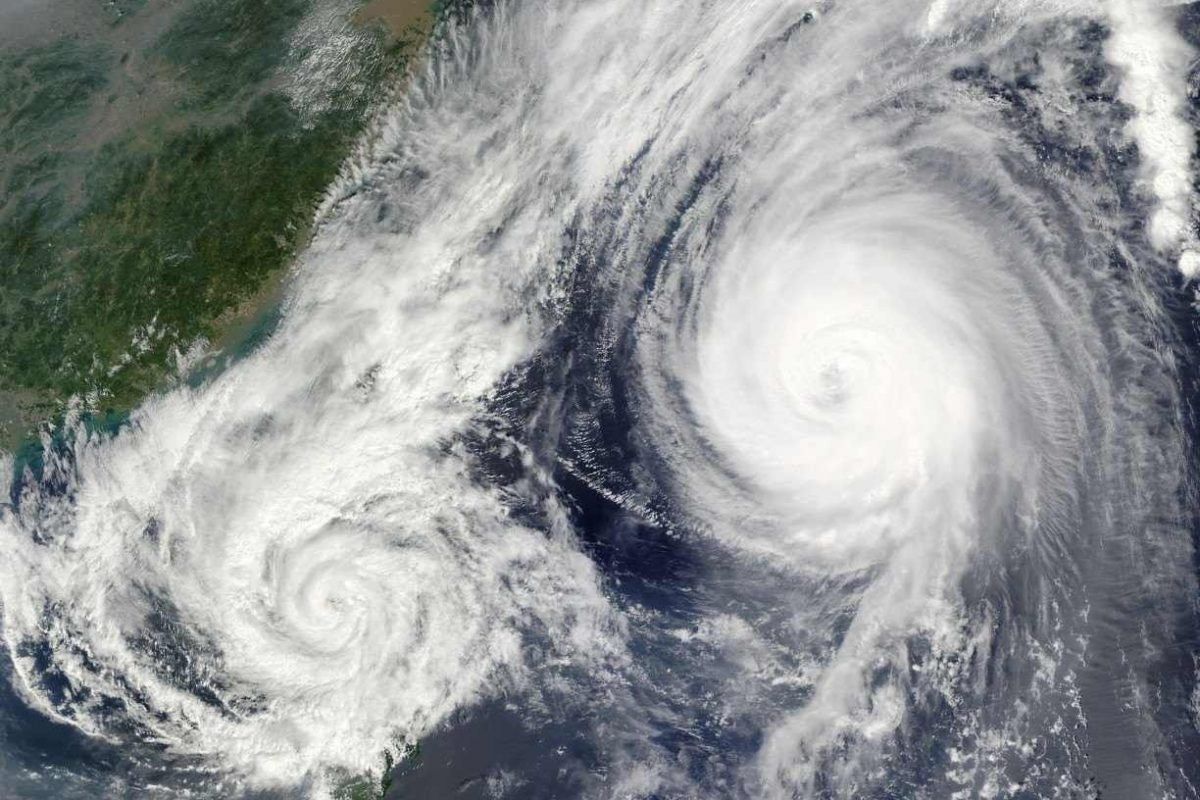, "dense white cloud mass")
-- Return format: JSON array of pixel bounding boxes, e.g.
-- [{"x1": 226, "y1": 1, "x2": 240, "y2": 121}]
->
[
  {"x1": 1104, "y1": 0, "x2": 1200, "y2": 274},
  {"x1": 3, "y1": 0, "x2": 1200, "y2": 798},
  {"x1": 610, "y1": 4, "x2": 1196, "y2": 796}
]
